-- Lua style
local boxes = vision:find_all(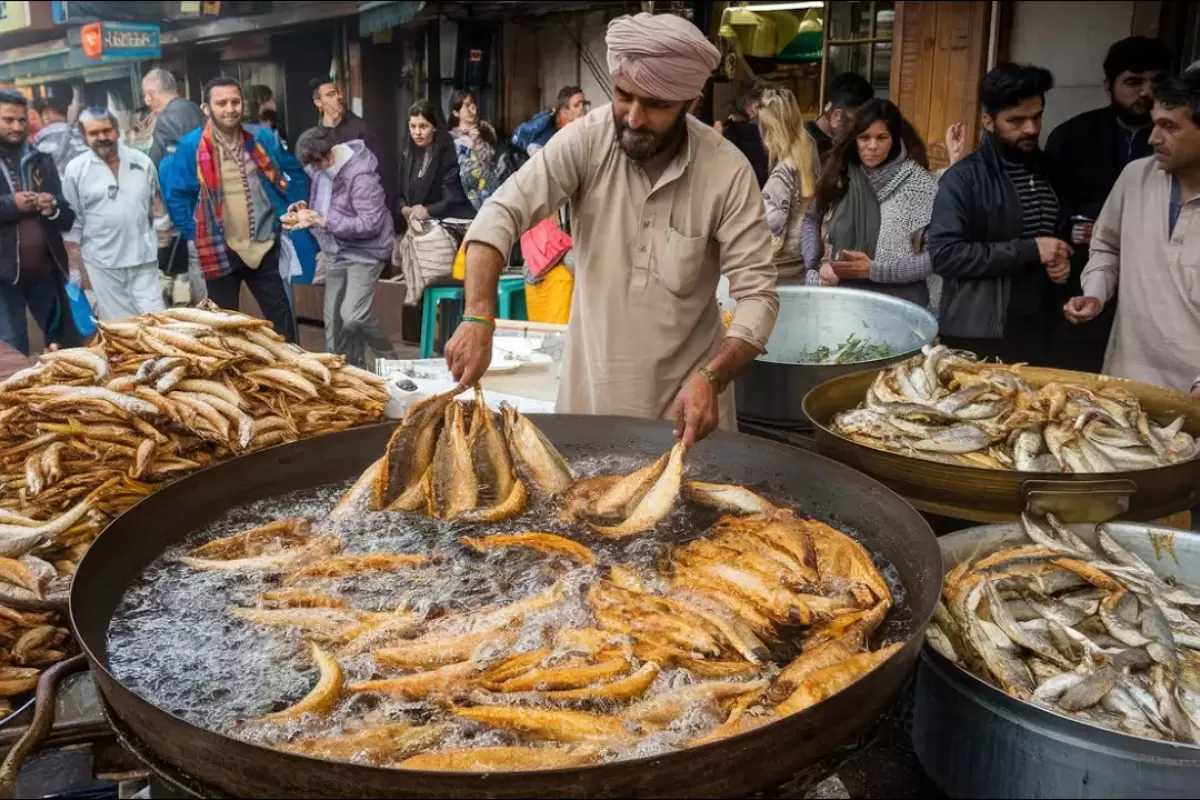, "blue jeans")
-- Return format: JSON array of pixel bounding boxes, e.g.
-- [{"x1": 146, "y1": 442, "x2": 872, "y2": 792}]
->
[{"x1": 0, "y1": 273, "x2": 79, "y2": 356}]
